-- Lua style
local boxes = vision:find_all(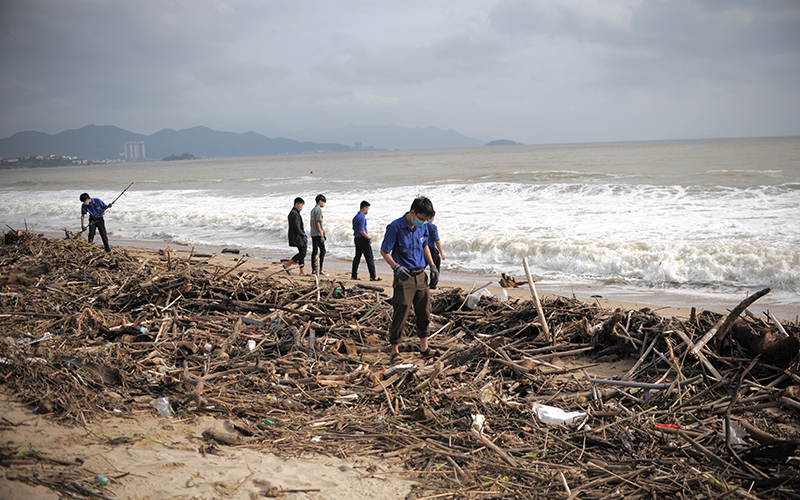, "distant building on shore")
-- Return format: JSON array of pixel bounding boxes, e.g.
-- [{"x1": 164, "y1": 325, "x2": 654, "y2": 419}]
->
[{"x1": 125, "y1": 141, "x2": 146, "y2": 161}]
